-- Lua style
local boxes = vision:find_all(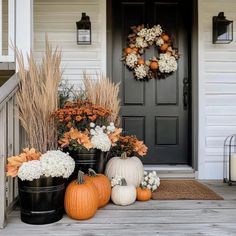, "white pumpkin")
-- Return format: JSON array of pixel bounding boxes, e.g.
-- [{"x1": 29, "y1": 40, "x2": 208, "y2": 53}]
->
[
  {"x1": 111, "y1": 178, "x2": 136, "y2": 206},
  {"x1": 105, "y1": 152, "x2": 144, "y2": 187}
]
